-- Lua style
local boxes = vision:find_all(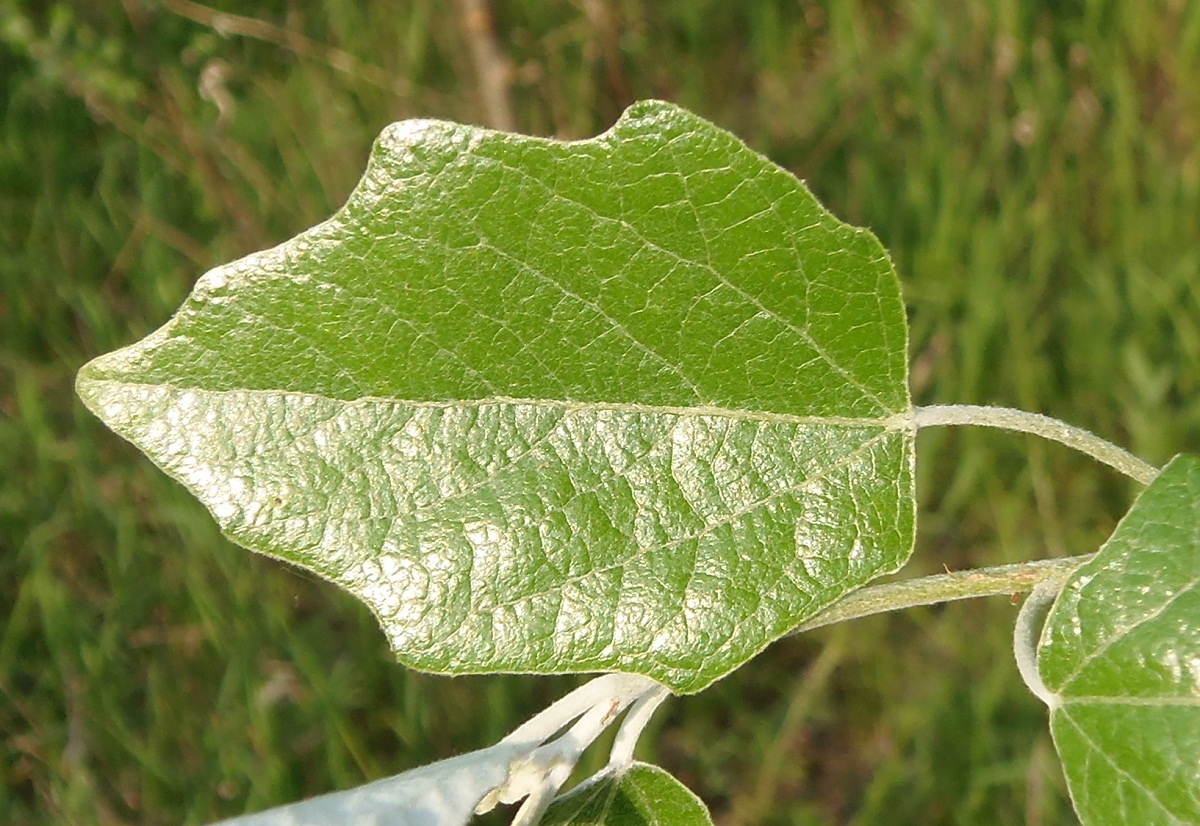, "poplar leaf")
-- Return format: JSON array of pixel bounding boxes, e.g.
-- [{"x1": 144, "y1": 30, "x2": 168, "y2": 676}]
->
[
  {"x1": 77, "y1": 101, "x2": 914, "y2": 692},
  {"x1": 1038, "y1": 454, "x2": 1200, "y2": 825}
]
